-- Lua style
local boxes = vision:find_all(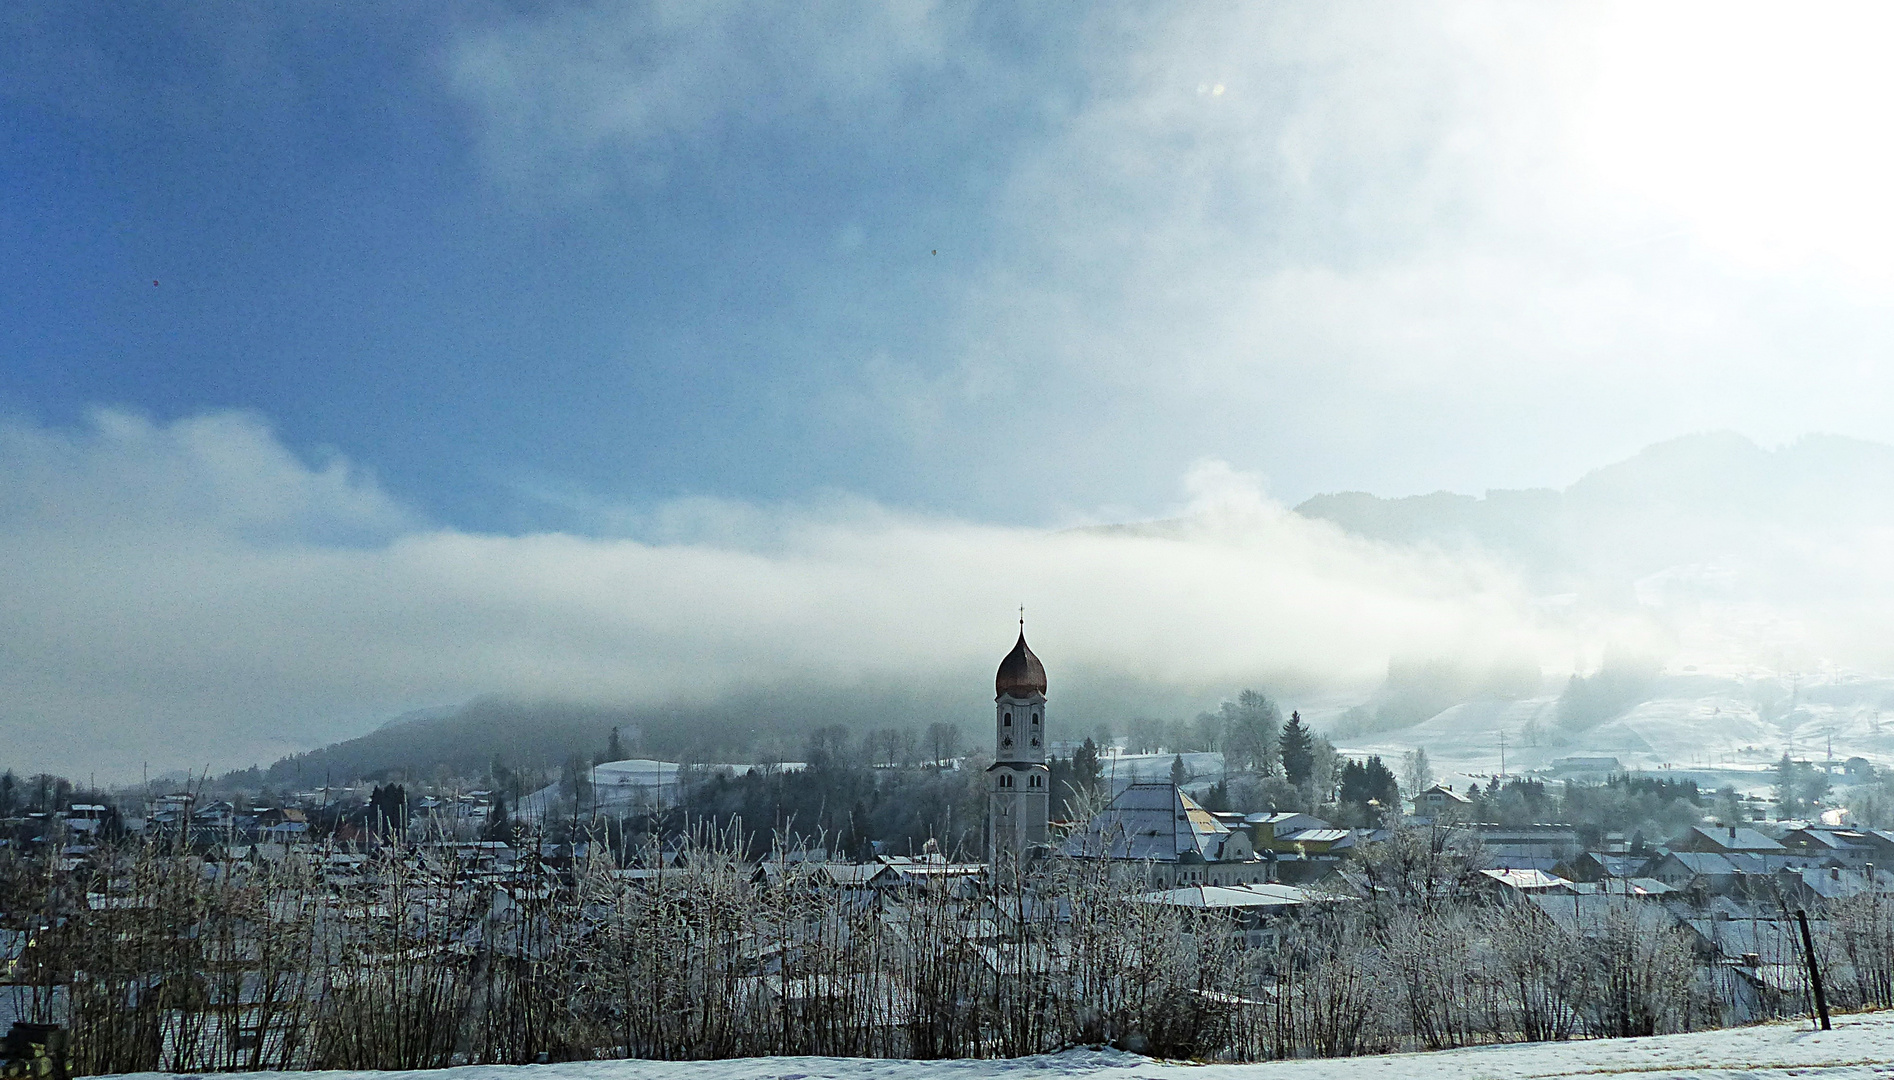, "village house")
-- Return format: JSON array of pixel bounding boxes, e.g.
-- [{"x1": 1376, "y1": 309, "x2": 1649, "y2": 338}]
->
[
  {"x1": 1061, "y1": 782, "x2": 1274, "y2": 886},
  {"x1": 1130, "y1": 881, "x2": 1346, "y2": 949},
  {"x1": 1476, "y1": 867, "x2": 1574, "y2": 895},
  {"x1": 1773, "y1": 863, "x2": 1894, "y2": 907},
  {"x1": 1565, "y1": 851, "x2": 1642, "y2": 882},
  {"x1": 1778, "y1": 825, "x2": 1882, "y2": 868},
  {"x1": 1646, "y1": 850, "x2": 1773, "y2": 897},
  {"x1": 1412, "y1": 784, "x2": 1472, "y2": 820},
  {"x1": 1670, "y1": 825, "x2": 1788, "y2": 860}
]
